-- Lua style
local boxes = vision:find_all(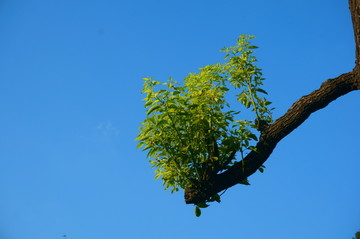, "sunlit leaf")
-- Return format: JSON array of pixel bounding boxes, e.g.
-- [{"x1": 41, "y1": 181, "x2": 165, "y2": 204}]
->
[{"x1": 146, "y1": 105, "x2": 161, "y2": 115}]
